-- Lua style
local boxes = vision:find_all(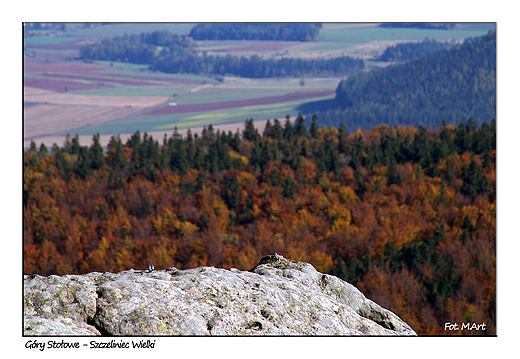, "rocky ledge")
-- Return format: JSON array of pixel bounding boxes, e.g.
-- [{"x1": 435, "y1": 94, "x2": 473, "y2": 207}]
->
[{"x1": 24, "y1": 253, "x2": 416, "y2": 336}]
